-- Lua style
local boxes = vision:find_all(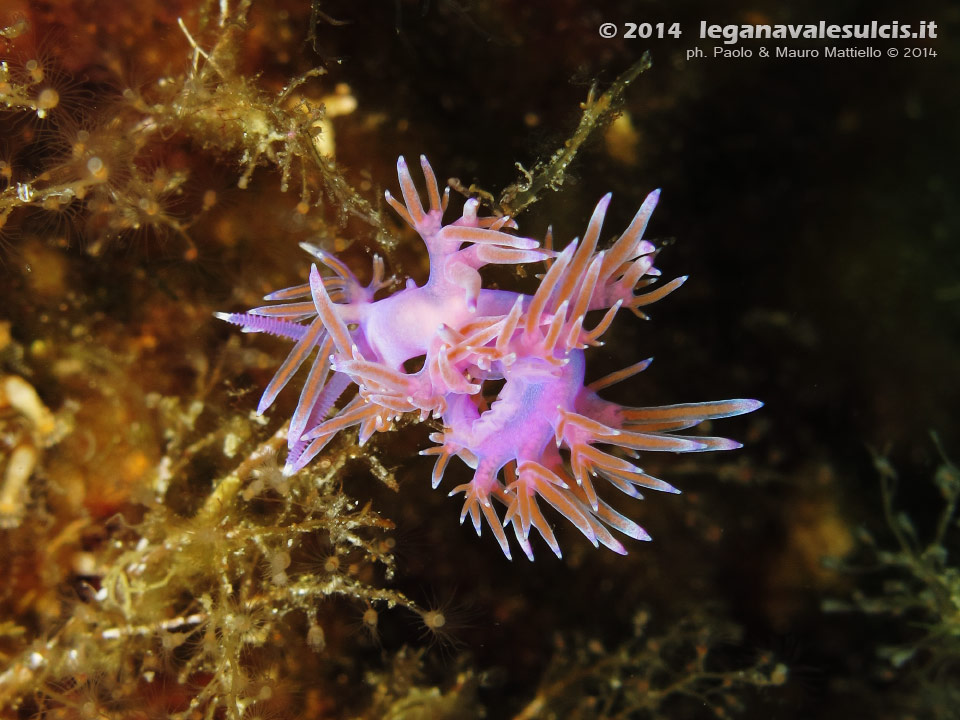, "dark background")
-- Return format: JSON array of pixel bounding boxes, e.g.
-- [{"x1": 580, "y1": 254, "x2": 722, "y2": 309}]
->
[{"x1": 308, "y1": 0, "x2": 959, "y2": 716}]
